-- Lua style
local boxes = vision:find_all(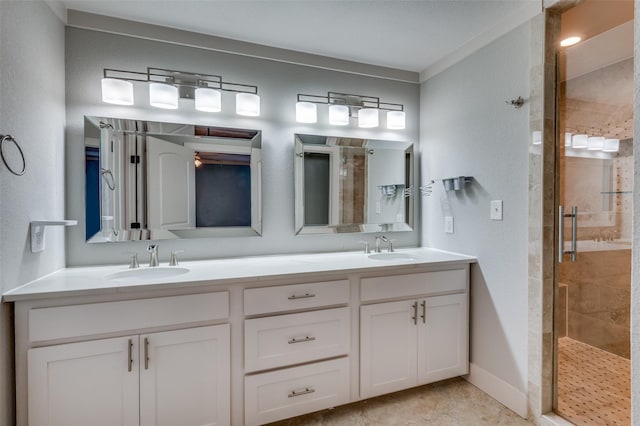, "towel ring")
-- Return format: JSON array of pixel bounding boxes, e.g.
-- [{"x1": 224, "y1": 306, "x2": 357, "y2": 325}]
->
[{"x1": 0, "y1": 134, "x2": 26, "y2": 176}]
